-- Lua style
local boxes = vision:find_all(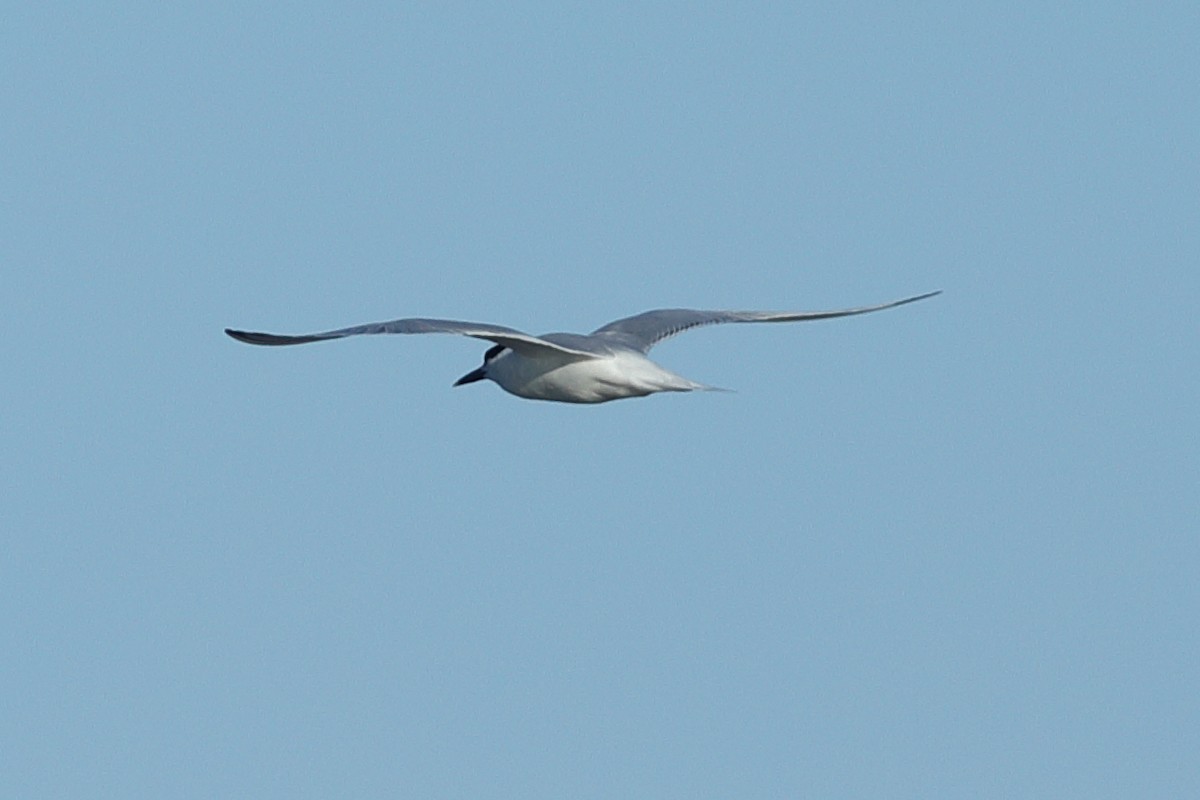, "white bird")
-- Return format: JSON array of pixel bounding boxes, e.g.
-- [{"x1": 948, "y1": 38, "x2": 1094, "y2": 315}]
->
[{"x1": 225, "y1": 291, "x2": 939, "y2": 404}]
